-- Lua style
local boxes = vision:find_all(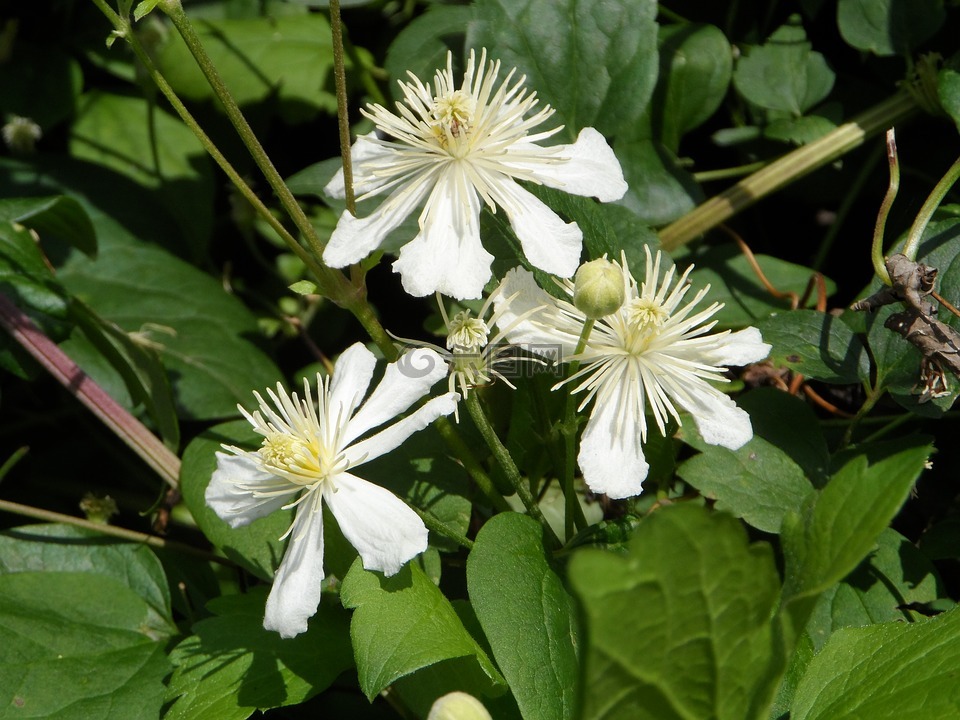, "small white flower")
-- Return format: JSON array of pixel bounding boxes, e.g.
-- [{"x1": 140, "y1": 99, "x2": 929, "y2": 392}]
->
[
  {"x1": 494, "y1": 248, "x2": 771, "y2": 499},
  {"x1": 324, "y1": 48, "x2": 628, "y2": 300},
  {"x1": 392, "y1": 283, "x2": 545, "y2": 421},
  {"x1": 2, "y1": 115, "x2": 42, "y2": 155},
  {"x1": 206, "y1": 343, "x2": 458, "y2": 638}
]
